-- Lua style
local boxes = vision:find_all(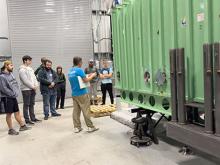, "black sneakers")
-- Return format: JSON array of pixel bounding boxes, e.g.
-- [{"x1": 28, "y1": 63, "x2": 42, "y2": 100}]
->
[
  {"x1": 8, "y1": 129, "x2": 19, "y2": 135},
  {"x1": 51, "y1": 113, "x2": 61, "y2": 117},
  {"x1": 19, "y1": 125, "x2": 31, "y2": 131},
  {"x1": 26, "y1": 120, "x2": 35, "y2": 125},
  {"x1": 31, "y1": 118, "x2": 42, "y2": 123},
  {"x1": 44, "y1": 116, "x2": 49, "y2": 120}
]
